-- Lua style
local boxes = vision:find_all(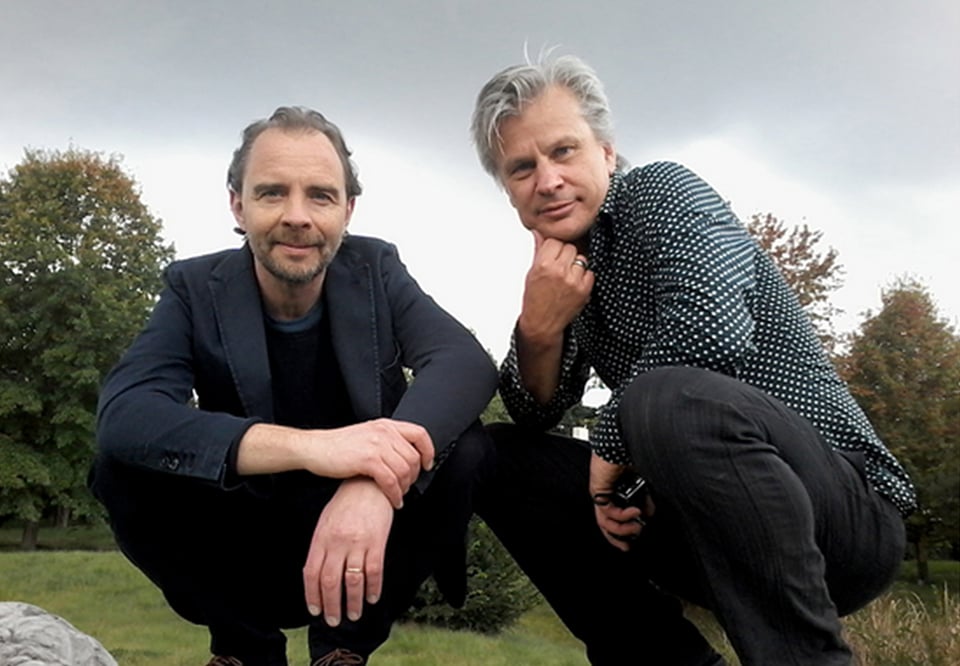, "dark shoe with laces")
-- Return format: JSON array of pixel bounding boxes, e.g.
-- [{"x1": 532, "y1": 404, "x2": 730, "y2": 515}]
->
[
  {"x1": 310, "y1": 648, "x2": 366, "y2": 665},
  {"x1": 206, "y1": 658, "x2": 244, "y2": 666}
]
